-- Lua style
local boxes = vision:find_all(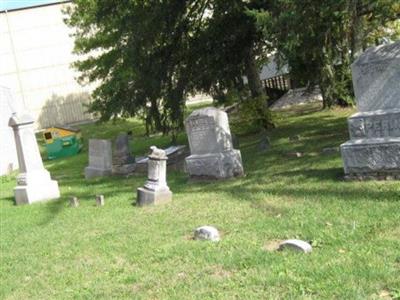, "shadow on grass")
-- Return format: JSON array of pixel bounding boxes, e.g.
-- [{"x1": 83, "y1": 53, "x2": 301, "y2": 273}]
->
[
  {"x1": 207, "y1": 174, "x2": 400, "y2": 204},
  {"x1": 1, "y1": 196, "x2": 15, "y2": 204},
  {"x1": 39, "y1": 197, "x2": 69, "y2": 225},
  {"x1": 273, "y1": 167, "x2": 344, "y2": 181}
]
